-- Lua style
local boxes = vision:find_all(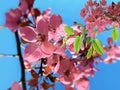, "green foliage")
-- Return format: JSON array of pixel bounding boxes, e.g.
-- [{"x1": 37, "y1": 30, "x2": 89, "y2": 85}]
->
[
  {"x1": 112, "y1": 27, "x2": 119, "y2": 42},
  {"x1": 86, "y1": 37, "x2": 91, "y2": 47},
  {"x1": 92, "y1": 39, "x2": 104, "y2": 55},
  {"x1": 74, "y1": 36, "x2": 82, "y2": 53},
  {"x1": 64, "y1": 26, "x2": 74, "y2": 36},
  {"x1": 86, "y1": 46, "x2": 93, "y2": 59}
]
